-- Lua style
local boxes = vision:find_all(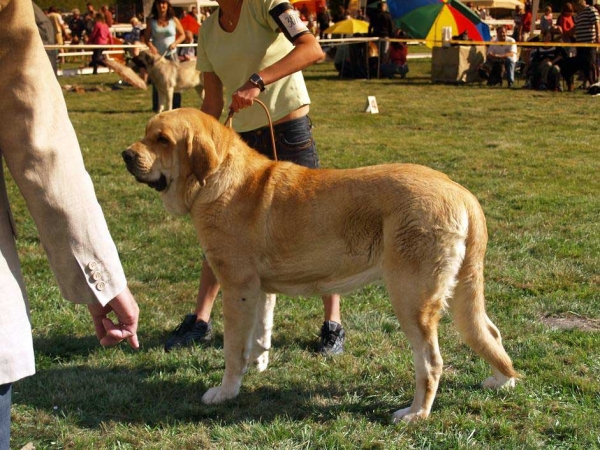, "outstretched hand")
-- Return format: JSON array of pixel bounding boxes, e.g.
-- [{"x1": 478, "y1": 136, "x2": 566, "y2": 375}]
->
[{"x1": 87, "y1": 287, "x2": 140, "y2": 349}]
